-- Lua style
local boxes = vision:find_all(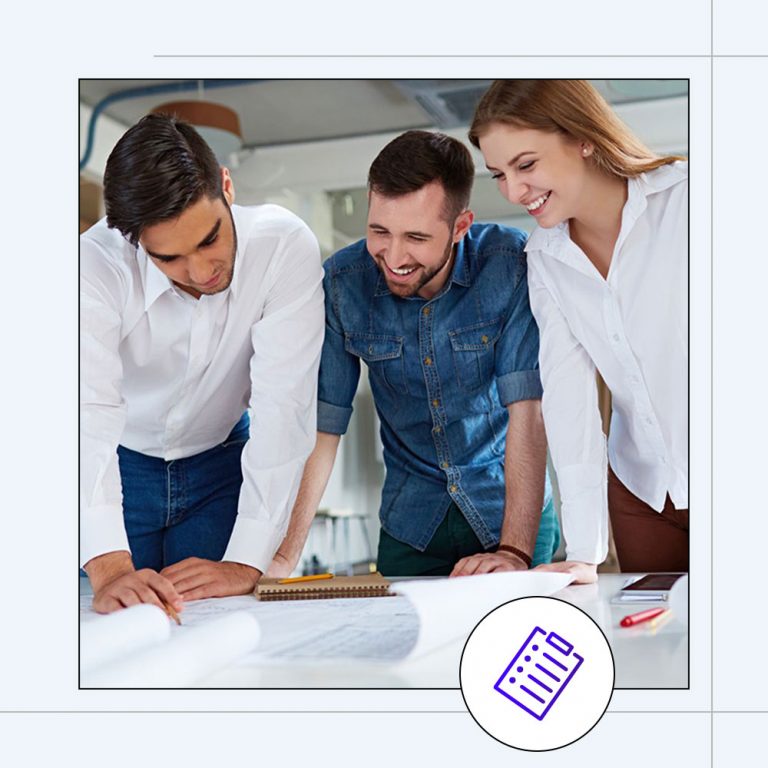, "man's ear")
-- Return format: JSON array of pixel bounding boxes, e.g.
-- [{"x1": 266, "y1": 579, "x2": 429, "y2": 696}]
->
[
  {"x1": 221, "y1": 167, "x2": 235, "y2": 205},
  {"x1": 452, "y1": 209, "x2": 474, "y2": 243}
]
